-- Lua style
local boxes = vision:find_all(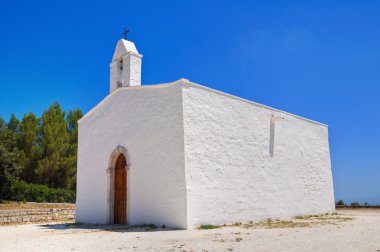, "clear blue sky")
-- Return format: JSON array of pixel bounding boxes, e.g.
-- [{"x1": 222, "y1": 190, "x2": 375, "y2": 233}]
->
[{"x1": 0, "y1": 0, "x2": 379, "y2": 204}]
